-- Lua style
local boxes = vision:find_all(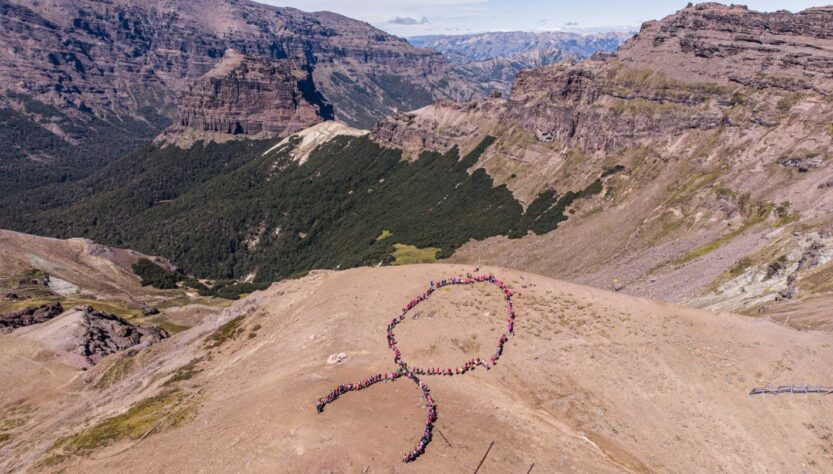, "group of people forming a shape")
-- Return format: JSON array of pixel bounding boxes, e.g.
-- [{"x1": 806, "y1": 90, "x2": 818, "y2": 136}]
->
[{"x1": 315, "y1": 273, "x2": 516, "y2": 463}]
